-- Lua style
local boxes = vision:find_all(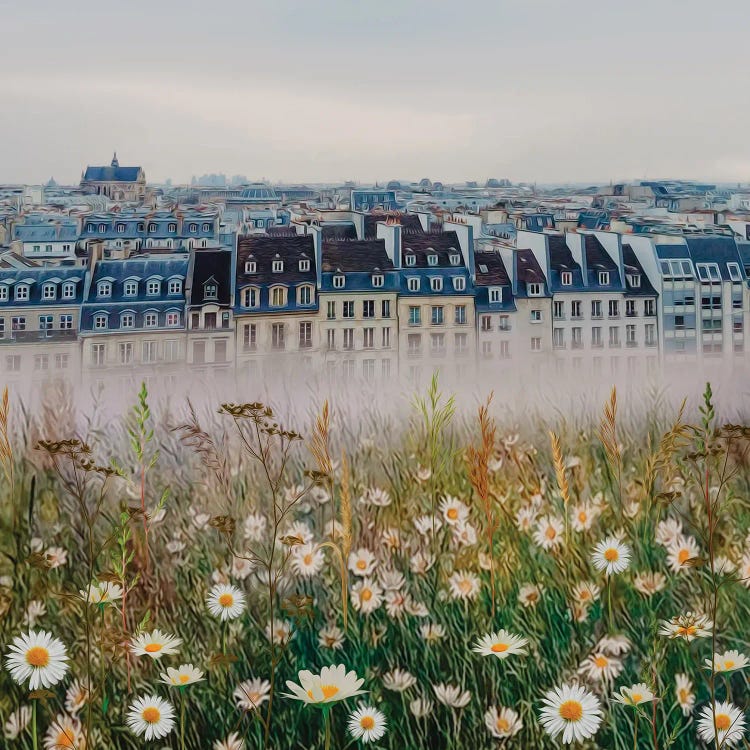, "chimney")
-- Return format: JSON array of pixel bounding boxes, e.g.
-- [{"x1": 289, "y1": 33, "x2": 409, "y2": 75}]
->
[
  {"x1": 376, "y1": 221, "x2": 402, "y2": 269},
  {"x1": 307, "y1": 224, "x2": 323, "y2": 286},
  {"x1": 443, "y1": 218, "x2": 475, "y2": 279}
]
